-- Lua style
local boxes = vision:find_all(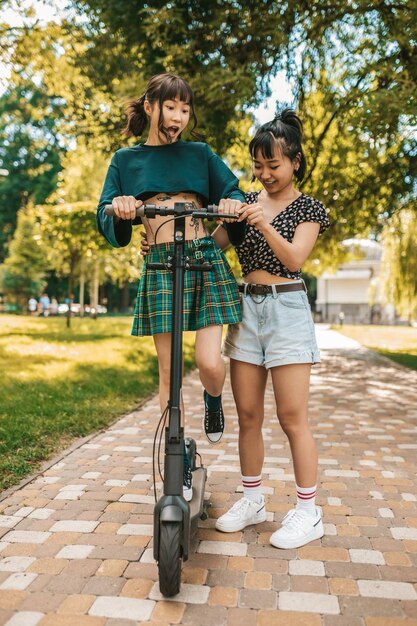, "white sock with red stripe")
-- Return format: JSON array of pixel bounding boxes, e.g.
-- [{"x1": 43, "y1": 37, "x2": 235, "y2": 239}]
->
[
  {"x1": 242, "y1": 475, "x2": 263, "y2": 503},
  {"x1": 296, "y1": 484, "x2": 317, "y2": 515}
]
